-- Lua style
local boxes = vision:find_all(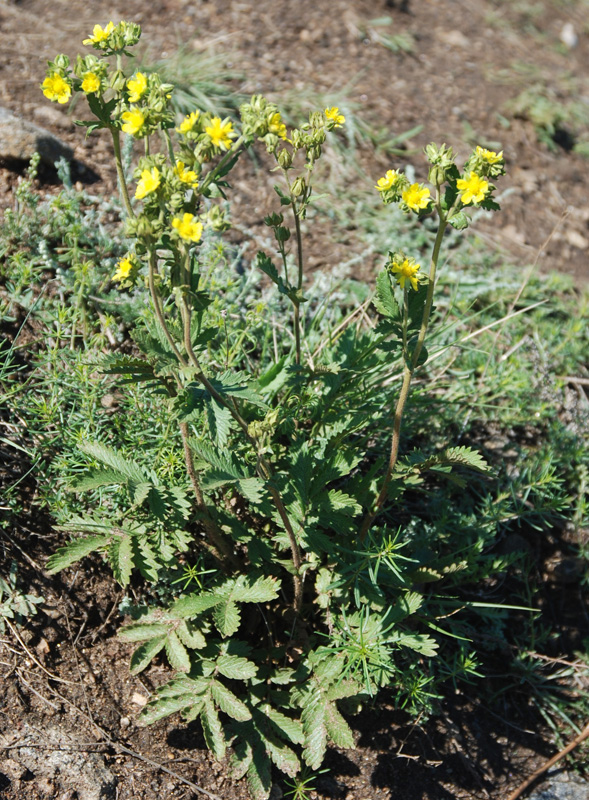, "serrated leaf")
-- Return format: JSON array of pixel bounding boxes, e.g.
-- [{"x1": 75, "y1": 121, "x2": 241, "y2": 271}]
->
[
  {"x1": 216, "y1": 653, "x2": 257, "y2": 680},
  {"x1": 46, "y1": 534, "x2": 111, "y2": 573},
  {"x1": 172, "y1": 592, "x2": 221, "y2": 618},
  {"x1": 211, "y1": 680, "x2": 251, "y2": 722},
  {"x1": 129, "y1": 636, "x2": 166, "y2": 674},
  {"x1": 139, "y1": 692, "x2": 202, "y2": 726},
  {"x1": 201, "y1": 694, "x2": 226, "y2": 760},
  {"x1": 301, "y1": 691, "x2": 327, "y2": 770},
  {"x1": 247, "y1": 745, "x2": 272, "y2": 800},
  {"x1": 176, "y1": 619, "x2": 207, "y2": 649},
  {"x1": 261, "y1": 705, "x2": 304, "y2": 745},
  {"x1": 230, "y1": 738, "x2": 253, "y2": 781},
  {"x1": 324, "y1": 701, "x2": 355, "y2": 749},
  {"x1": 261, "y1": 728, "x2": 300, "y2": 777},
  {"x1": 231, "y1": 574, "x2": 280, "y2": 603},
  {"x1": 165, "y1": 630, "x2": 191, "y2": 672},
  {"x1": 391, "y1": 632, "x2": 439, "y2": 656},
  {"x1": 373, "y1": 269, "x2": 400, "y2": 320},
  {"x1": 208, "y1": 396, "x2": 233, "y2": 449},
  {"x1": 110, "y1": 535, "x2": 133, "y2": 587},
  {"x1": 131, "y1": 536, "x2": 160, "y2": 582},
  {"x1": 214, "y1": 598, "x2": 241, "y2": 637},
  {"x1": 119, "y1": 622, "x2": 170, "y2": 642},
  {"x1": 70, "y1": 468, "x2": 127, "y2": 492},
  {"x1": 79, "y1": 441, "x2": 148, "y2": 486}
]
